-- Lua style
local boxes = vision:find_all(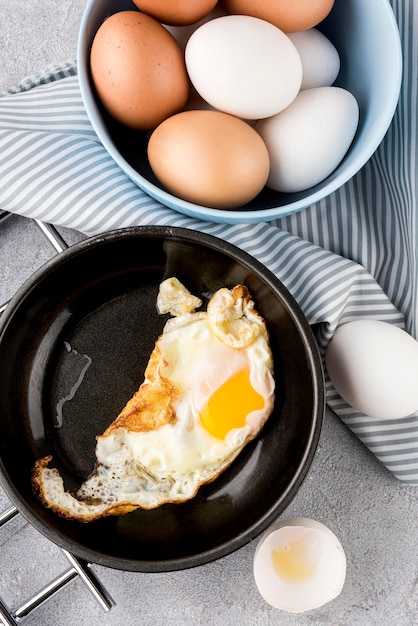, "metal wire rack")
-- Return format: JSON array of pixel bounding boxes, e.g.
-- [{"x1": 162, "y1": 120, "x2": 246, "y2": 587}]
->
[{"x1": 0, "y1": 211, "x2": 115, "y2": 624}]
